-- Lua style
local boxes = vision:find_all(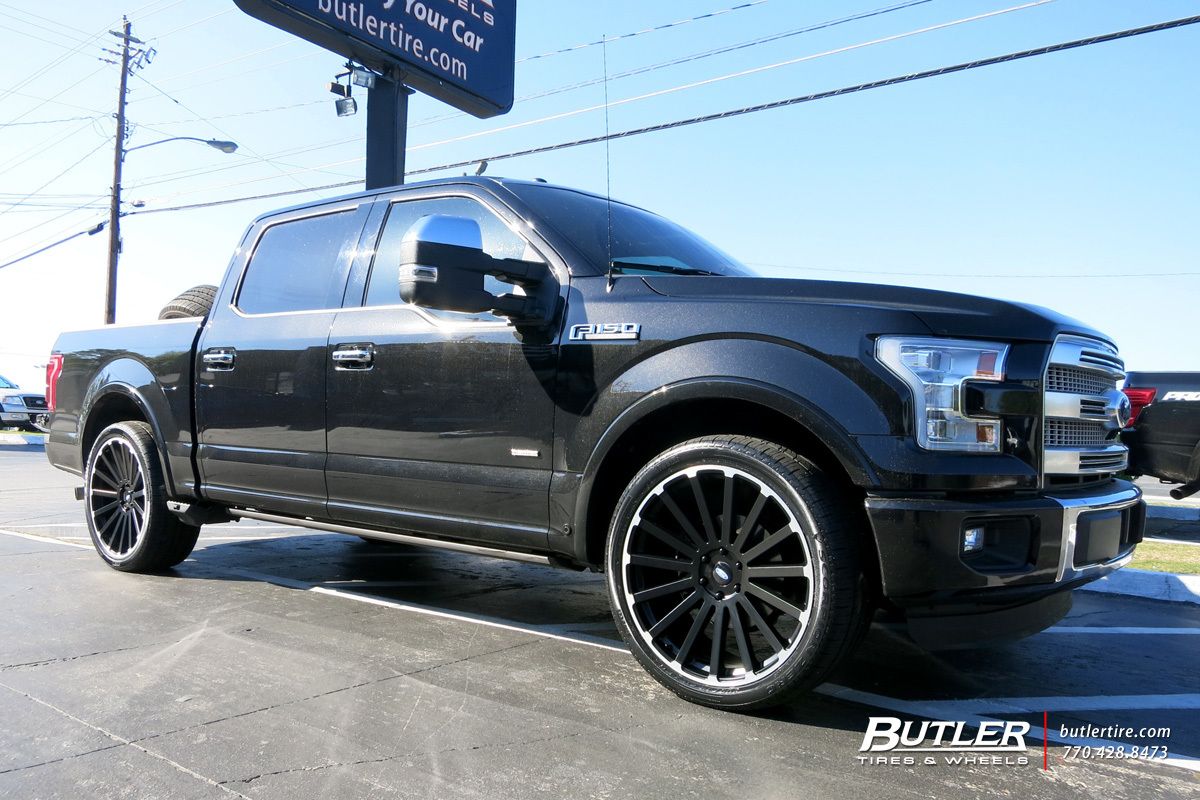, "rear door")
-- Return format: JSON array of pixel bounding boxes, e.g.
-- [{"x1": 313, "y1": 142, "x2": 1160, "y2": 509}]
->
[
  {"x1": 325, "y1": 189, "x2": 564, "y2": 549},
  {"x1": 195, "y1": 200, "x2": 372, "y2": 518}
]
